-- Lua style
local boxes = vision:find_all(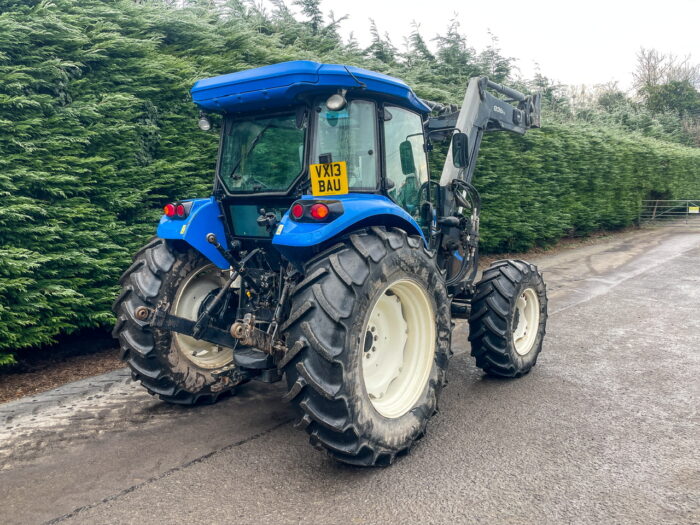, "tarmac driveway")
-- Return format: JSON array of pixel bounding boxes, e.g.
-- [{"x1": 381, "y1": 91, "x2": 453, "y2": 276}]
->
[{"x1": 1, "y1": 226, "x2": 698, "y2": 524}]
